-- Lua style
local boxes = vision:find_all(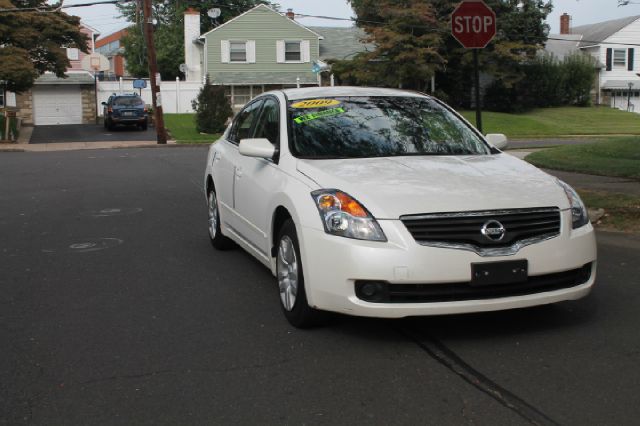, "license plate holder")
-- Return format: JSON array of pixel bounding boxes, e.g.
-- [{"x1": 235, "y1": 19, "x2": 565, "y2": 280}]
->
[
  {"x1": 471, "y1": 260, "x2": 528, "y2": 287},
  {"x1": 123, "y1": 111, "x2": 134, "y2": 116}
]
